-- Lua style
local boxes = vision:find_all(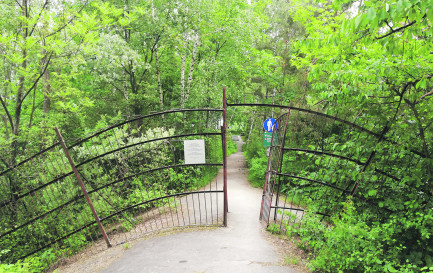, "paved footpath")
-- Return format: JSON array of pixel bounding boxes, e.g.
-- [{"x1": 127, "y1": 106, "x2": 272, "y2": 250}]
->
[{"x1": 101, "y1": 137, "x2": 297, "y2": 273}]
